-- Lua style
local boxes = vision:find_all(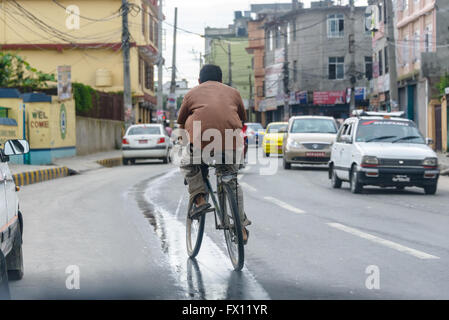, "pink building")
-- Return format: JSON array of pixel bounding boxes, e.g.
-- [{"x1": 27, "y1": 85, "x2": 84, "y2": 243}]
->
[{"x1": 395, "y1": 0, "x2": 442, "y2": 134}]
